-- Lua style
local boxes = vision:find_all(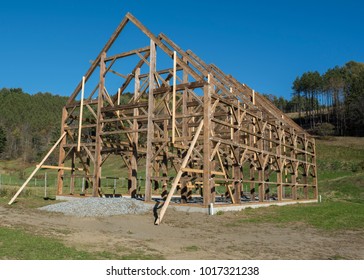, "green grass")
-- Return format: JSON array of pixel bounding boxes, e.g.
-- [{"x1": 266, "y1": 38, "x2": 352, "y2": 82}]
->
[
  {"x1": 0, "y1": 226, "x2": 98, "y2": 260},
  {"x1": 0, "y1": 226, "x2": 164, "y2": 260},
  {"x1": 234, "y1": 201, "x2": 364, "y2": 231}
]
